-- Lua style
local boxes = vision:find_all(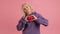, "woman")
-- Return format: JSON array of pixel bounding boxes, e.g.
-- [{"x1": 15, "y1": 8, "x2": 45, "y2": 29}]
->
[{"x1": 16, "y1": 3, "x2": 48, "y2": 34}]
